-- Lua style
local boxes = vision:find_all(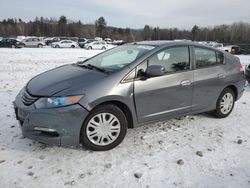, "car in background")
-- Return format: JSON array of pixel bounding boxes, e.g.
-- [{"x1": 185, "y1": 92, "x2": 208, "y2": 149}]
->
[
  {"x1": 0, "y1": 38, "x2": 25, "y2": 48},
  {"x1": 113, "y1": 40, "x2": 126, "y2": 46},
  {"x1": 104, "y1": 38, "x2": 112, "y2": 44},
  {"x1": 218, "y1": 45, "x2": 241, "y2": 54},
  {"x1": 51, "y1": 40, "x2": 78, "y2": 48},
  {"x1": 85, "y1": 41, "x2": 108, "y2": 50},
  {"x1": 245, "y1": 64, "x2": 250, "y2": 84},
  {"x1": 14, "y1": 41, "x2": 245, "y2": 151},
  {"x1": 79, "y1": 39, "x2": 97, "y2": 49},
  {"x1": 22, "y1": 37, "x2": 45, "y2": 48},
  {"x1": 45, "y1": 37, "x2": 60, "y2": 46},
  {"x1": 78, "y1": 38, "x2": 87, "y2": 48}
]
